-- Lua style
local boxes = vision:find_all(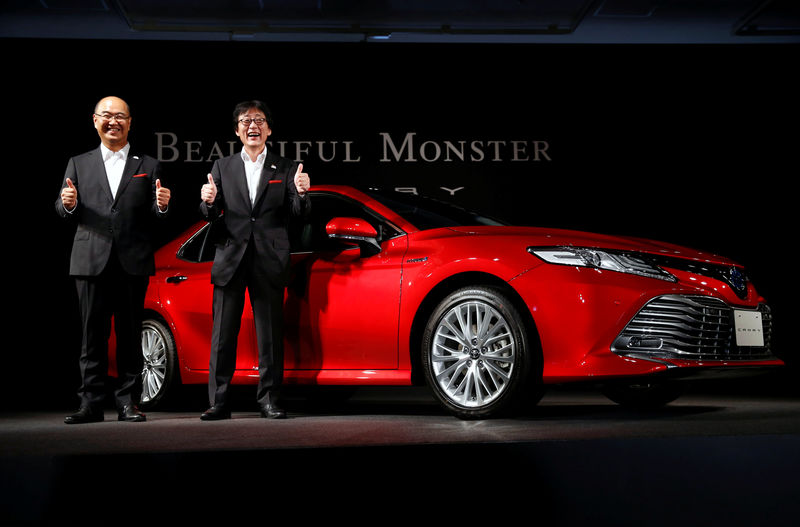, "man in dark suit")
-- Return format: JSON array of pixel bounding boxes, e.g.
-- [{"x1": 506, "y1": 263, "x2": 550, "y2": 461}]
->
[
  {"x1": 199, "y1": 100, "x2": 310, "y2": 420},
  {"x1": 57, "y1": 96, "x2": 171, "y2": 424}
]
